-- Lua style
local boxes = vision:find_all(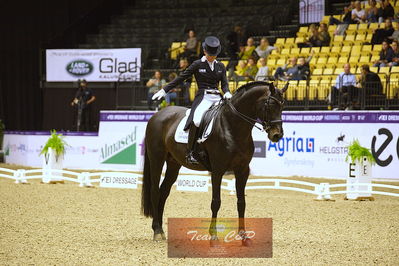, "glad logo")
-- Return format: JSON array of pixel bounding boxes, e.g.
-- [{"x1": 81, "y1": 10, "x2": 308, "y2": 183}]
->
[{"x1": 66, "y1": 60, "x2": 93, "y2": 76}]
